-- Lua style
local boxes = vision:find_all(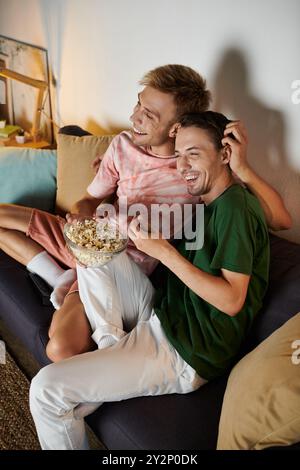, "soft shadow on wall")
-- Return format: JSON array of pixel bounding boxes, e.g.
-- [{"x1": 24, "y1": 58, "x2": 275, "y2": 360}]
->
[{"x1": 213, "y1": 48, "x2": 300, "y2": 243}]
